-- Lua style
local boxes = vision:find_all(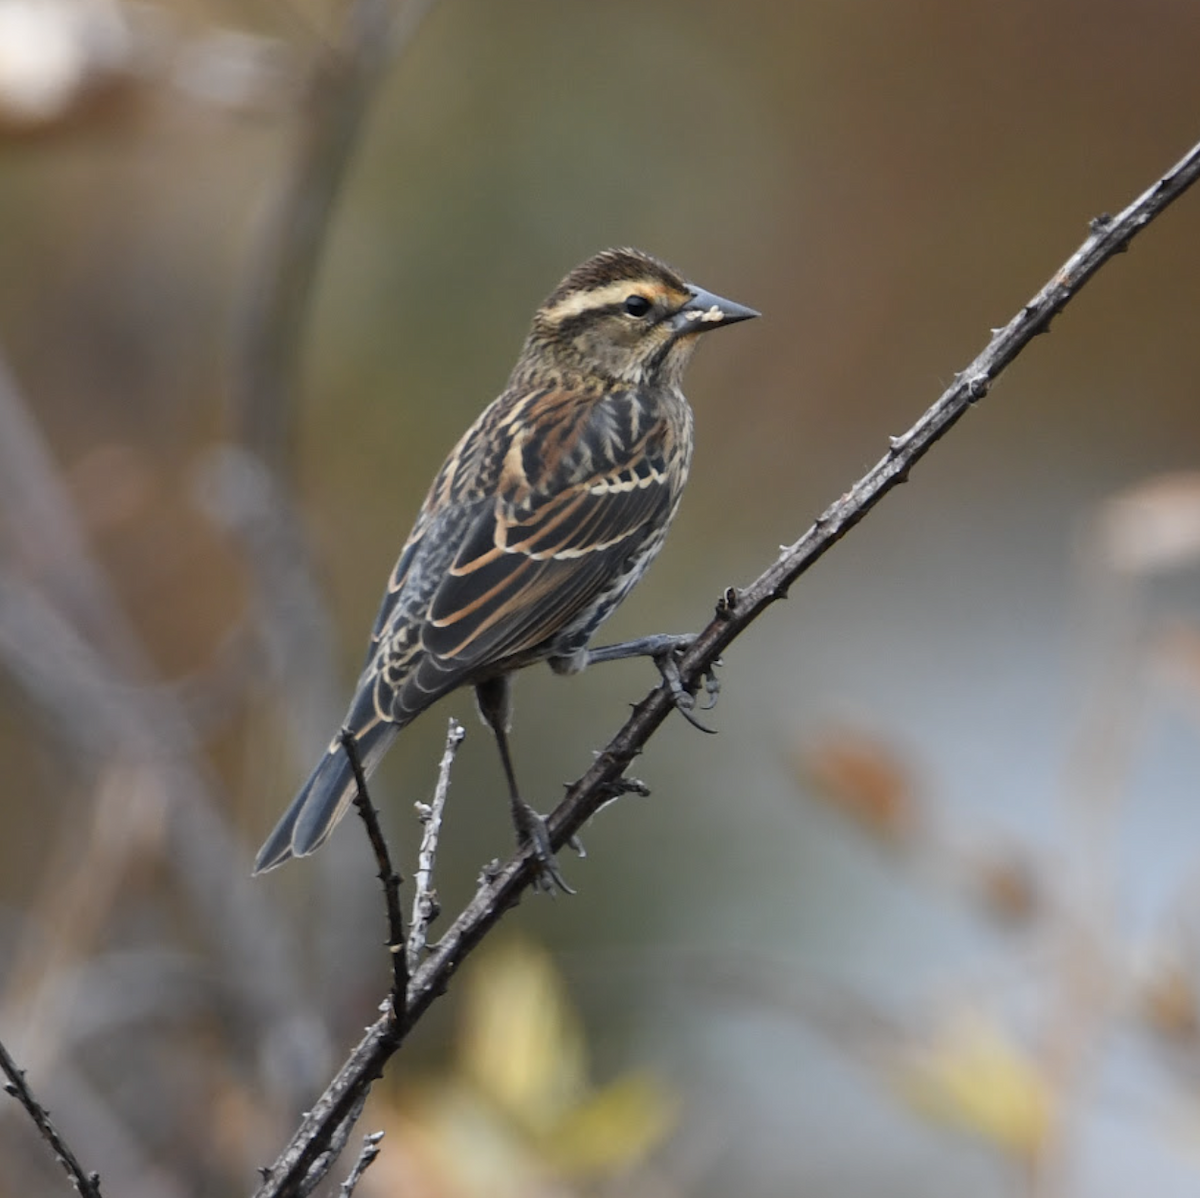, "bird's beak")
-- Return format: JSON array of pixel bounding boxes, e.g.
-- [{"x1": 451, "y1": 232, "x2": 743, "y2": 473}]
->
[{"x1": 670, "y1": 286, "x2": 760, "y2": 335}]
